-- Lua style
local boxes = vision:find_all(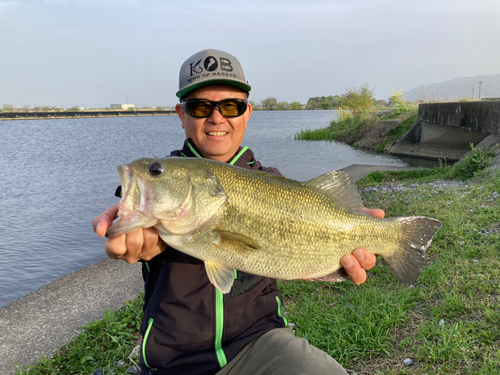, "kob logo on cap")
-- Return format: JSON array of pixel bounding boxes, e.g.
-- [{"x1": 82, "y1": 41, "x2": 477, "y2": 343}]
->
[{"x1": 190, "y1": 56, "x2": 234, "y2": 77}]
